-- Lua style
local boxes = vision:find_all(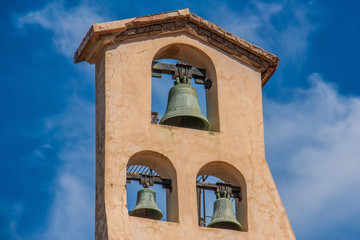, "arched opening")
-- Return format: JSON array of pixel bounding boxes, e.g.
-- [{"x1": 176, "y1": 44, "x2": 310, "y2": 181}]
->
[
  {"x1": 197, "y1": 161, "x2": 247, "y2": 231},
  {"x1": 126, "y1": 150, "x2": 179, "y2": 222},
  {"x1": 151, "y1": 43, "x2": 219, "y2": 132},
  {"x1": 151, "y1": 58, "x2": 208, "y2": 129}
]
